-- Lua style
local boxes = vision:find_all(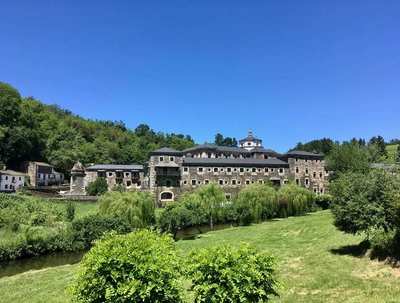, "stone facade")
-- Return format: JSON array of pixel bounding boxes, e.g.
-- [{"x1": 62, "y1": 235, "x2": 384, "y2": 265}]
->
[
  {"x1": 69, "y1": 164, "x2": 144, "y2": 195},
  {"x1": 70, "y1": 131, "x2": 329, "y2": 201},
  {"x1": 18, "y1": 161, "x2": 64, "y2": 186}
]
